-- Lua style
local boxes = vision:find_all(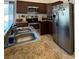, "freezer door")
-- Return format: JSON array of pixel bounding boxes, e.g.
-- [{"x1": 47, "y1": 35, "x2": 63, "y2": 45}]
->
[{"x1": 58, "y1": 4, "x2": 74, "y2": 54}]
